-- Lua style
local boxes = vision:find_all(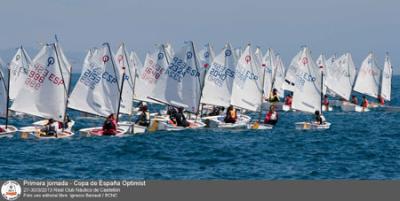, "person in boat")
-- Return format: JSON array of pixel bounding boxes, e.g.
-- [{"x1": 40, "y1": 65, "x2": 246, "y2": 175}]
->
[
  {"x1": 284, "y1": 93, "x2": 293, "y2": 107},
  {"x1": 167, "y1": 106, "x2": 178, "y2": 125},
  {"x1": 60, "y1": 115, "x2": 71, "y2": 129},
  {"x1": 268, "y1": 88, "x2": 280, "y2": 103},
  {"x1": 40, "y1": 118, "x2": 58, "y2": 136},
  {"x1": 323, "y1": 95, "x2": 329, "y2": 111},
  {"x1": 314, "y1": 110, "x2": 326, "y2": 125},
  {"x1": 377, "y1": 95, "x2": 385, "y2": 106},
  {"x1": 0, "y1": 126, "x2": 6, "y2": 133},
  {"x1": 351, "y1": 95, "x2": 358, "y2": 105},
  {"x1": 136, "y1": 103, "x2": 150, "y2": 127},
  {"x1": 224, "y1": 105, "x2": 237, "y2": 124},
  {"x1": 264, "y1": 105, "x2": 278, "y2": 125},
  {"x1": 102, "y1": 113, "x2": 118, "y2": 135},
  {"x1": 361, "y1": 96, "x2": 369, "y2": 109},
  {"x1": 174, "y1": 107, "x2": 190, "y2": 127},
  {"x1": 208, "y1": 106, "x2": 225, "y2": 116}
]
